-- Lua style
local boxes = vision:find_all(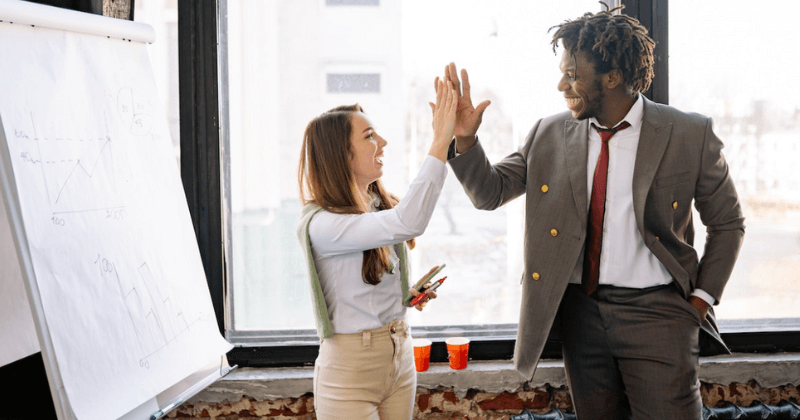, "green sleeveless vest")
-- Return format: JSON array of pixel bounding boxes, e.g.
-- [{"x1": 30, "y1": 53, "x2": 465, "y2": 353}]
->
[{"x1": 297, "y1": 203, "x2": 412, "y2": 339}]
